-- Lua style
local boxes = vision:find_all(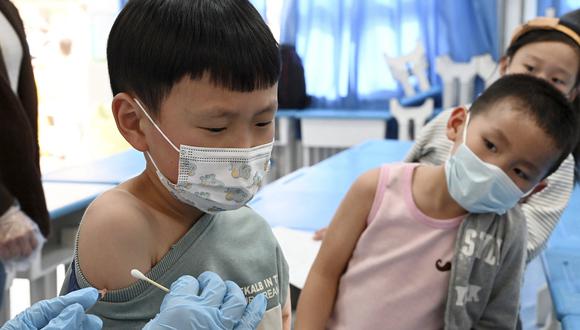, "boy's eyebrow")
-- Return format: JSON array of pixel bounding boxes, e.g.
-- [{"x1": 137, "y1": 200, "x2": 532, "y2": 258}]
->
[
  {"x1": 202, "y1": 101, "x2": 278, "y2": 119},
  {"x1": 254, "y1": 103, "x2": 278, "y2": 116},
  {"x1": 490, "y1": 127, "x2": 510, "y2": 147}
]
